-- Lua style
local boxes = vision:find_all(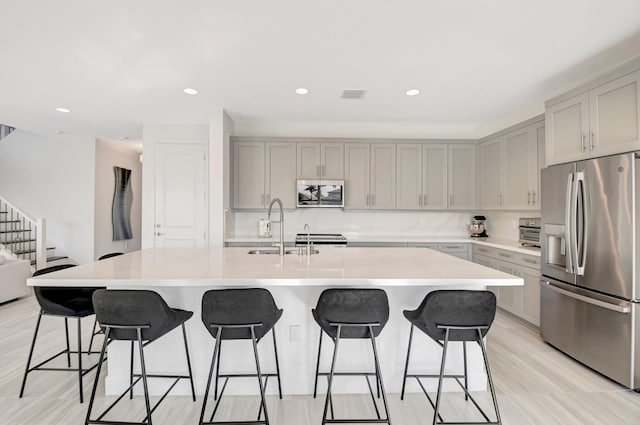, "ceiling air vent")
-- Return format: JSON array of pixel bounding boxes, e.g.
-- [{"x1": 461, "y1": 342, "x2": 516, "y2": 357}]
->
[{"x1": 341, "y1": 89, "x2": 367, "y2": 100}]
